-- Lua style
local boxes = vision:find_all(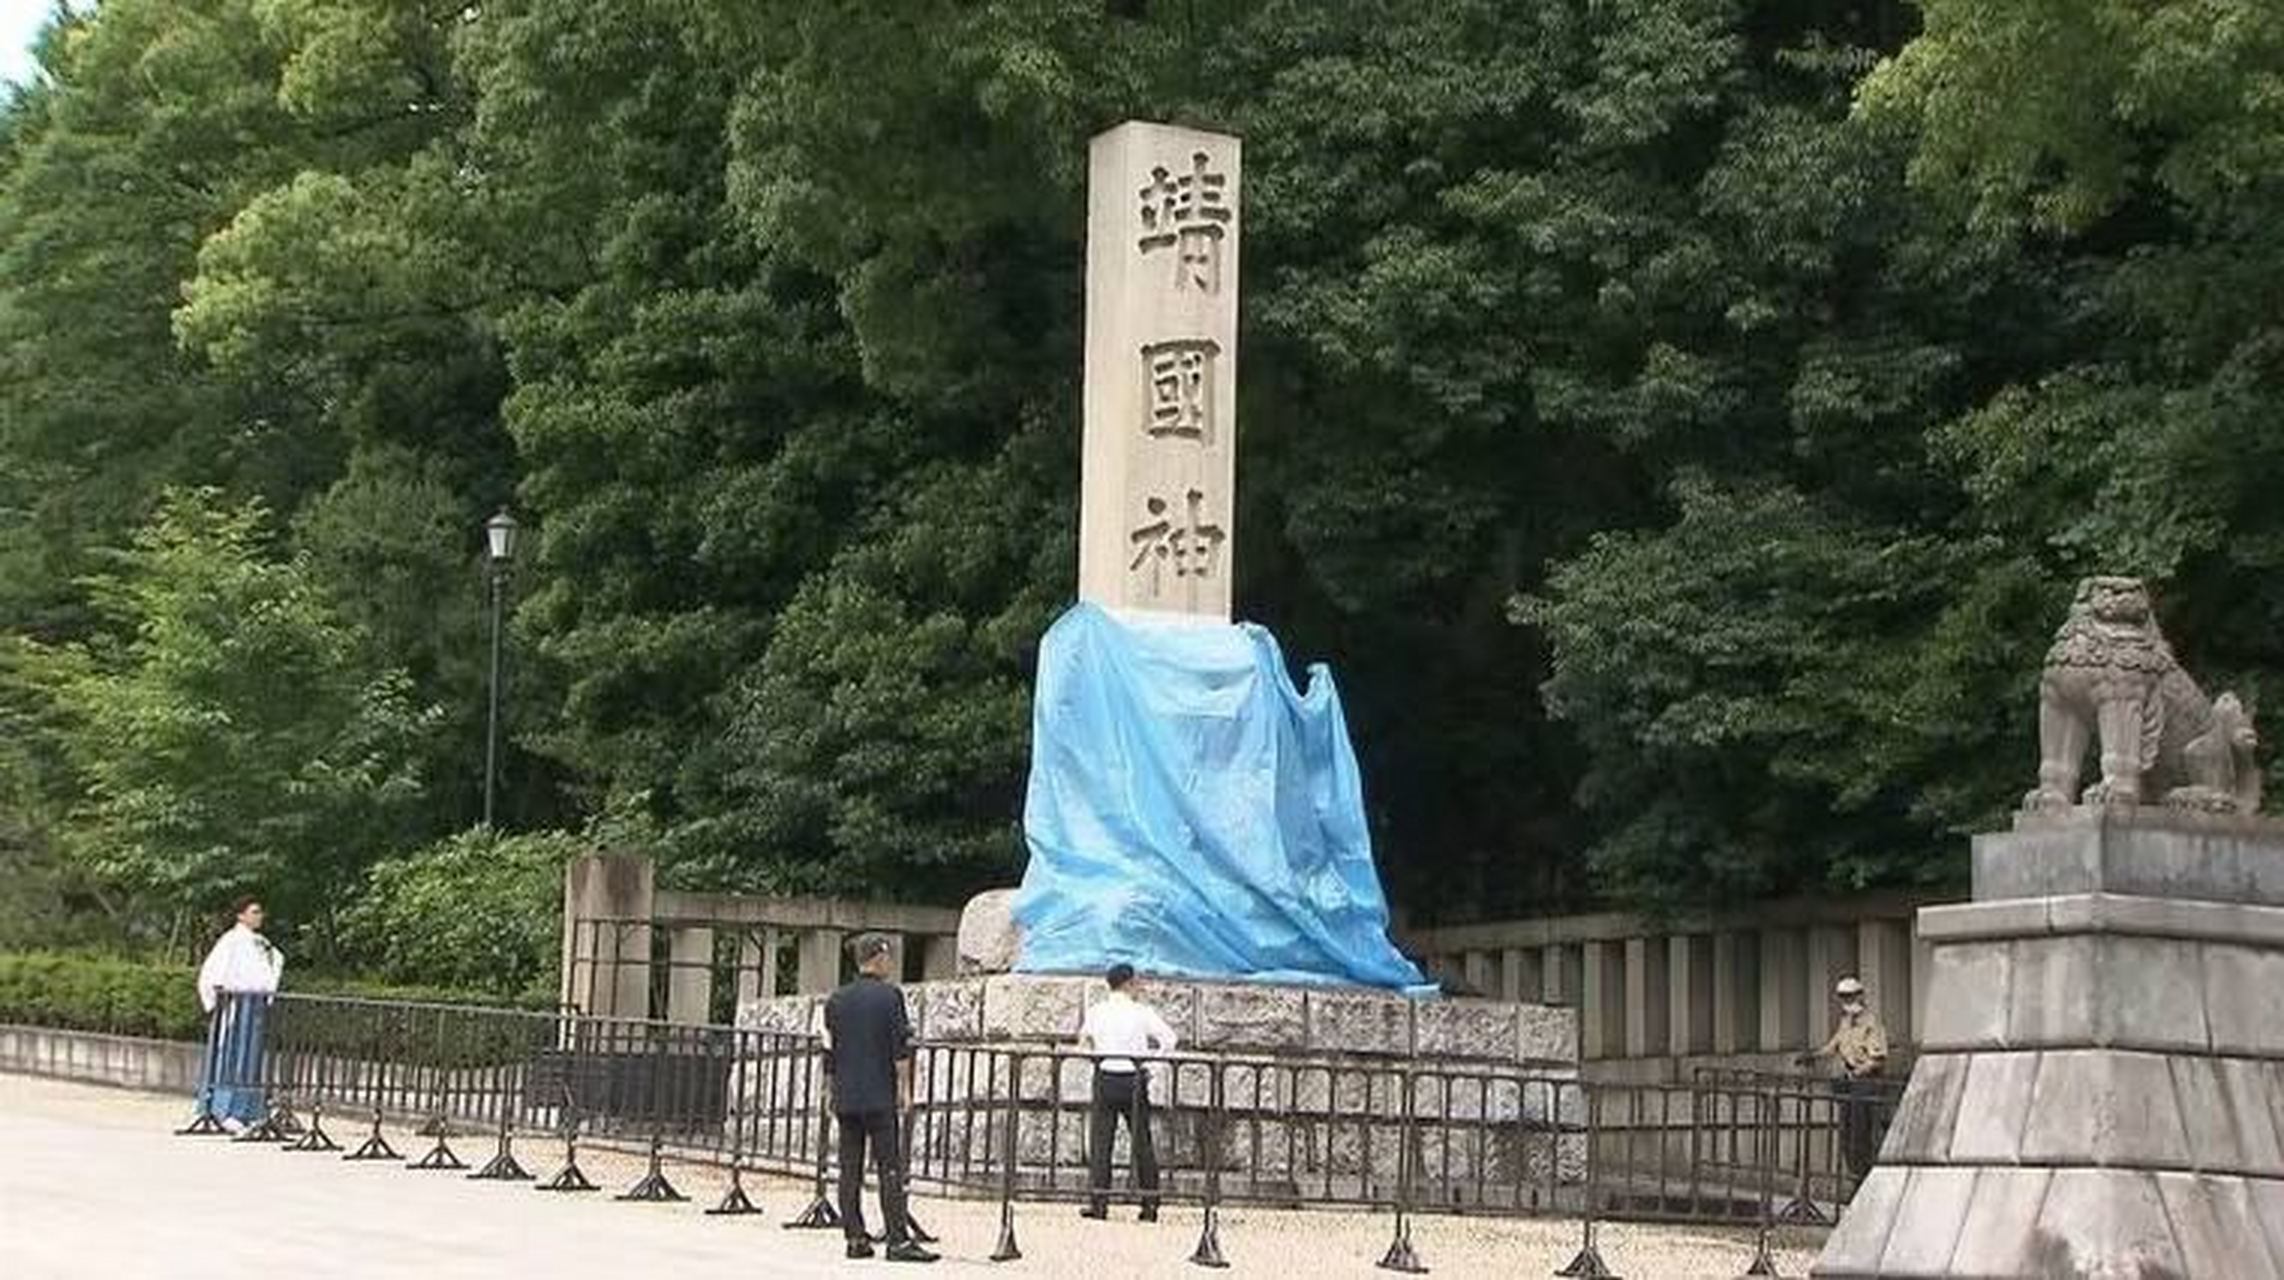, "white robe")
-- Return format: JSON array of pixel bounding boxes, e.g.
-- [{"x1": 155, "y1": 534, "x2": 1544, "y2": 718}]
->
[{"x1": 196, "y1": 924, "x2": 284, "y2": 1013}]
